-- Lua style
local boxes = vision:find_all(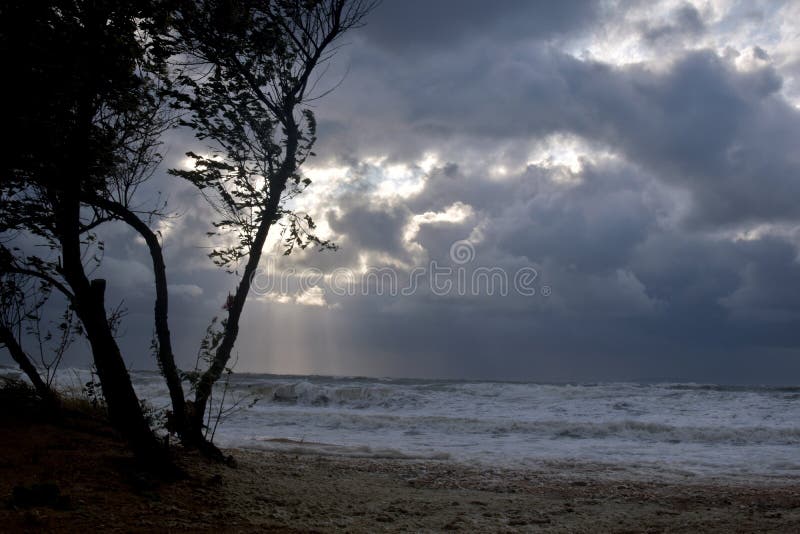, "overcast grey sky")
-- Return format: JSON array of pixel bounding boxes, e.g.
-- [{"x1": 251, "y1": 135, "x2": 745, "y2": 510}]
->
[{"x1": 7, "y1": 0, "x2": 800, "y2": 383}]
